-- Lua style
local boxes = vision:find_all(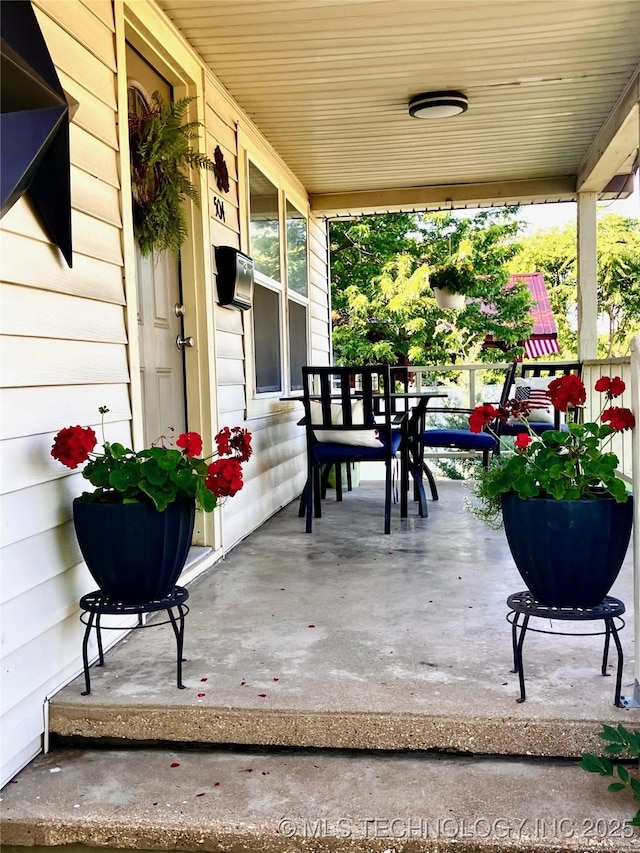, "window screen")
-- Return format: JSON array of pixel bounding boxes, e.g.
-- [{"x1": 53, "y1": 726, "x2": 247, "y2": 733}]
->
[
  {"x1": 253, "y1": 284, "x2": 282, "y2": 393},
  {"x1": 288, "y1": 300, "x2": 308, "y2": 391}
]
